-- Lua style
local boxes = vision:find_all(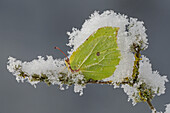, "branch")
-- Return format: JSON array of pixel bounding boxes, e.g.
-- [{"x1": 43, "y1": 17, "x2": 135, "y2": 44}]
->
[
  {"x1": 131, "y1": 43, "x2": 141, "y2": 85},
  {"x1": 147, "y1": 99, "x2": 156, "y2": 113},
  {"x1": 86, "y1": 80, "x2": 129, "y2": 85}
]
